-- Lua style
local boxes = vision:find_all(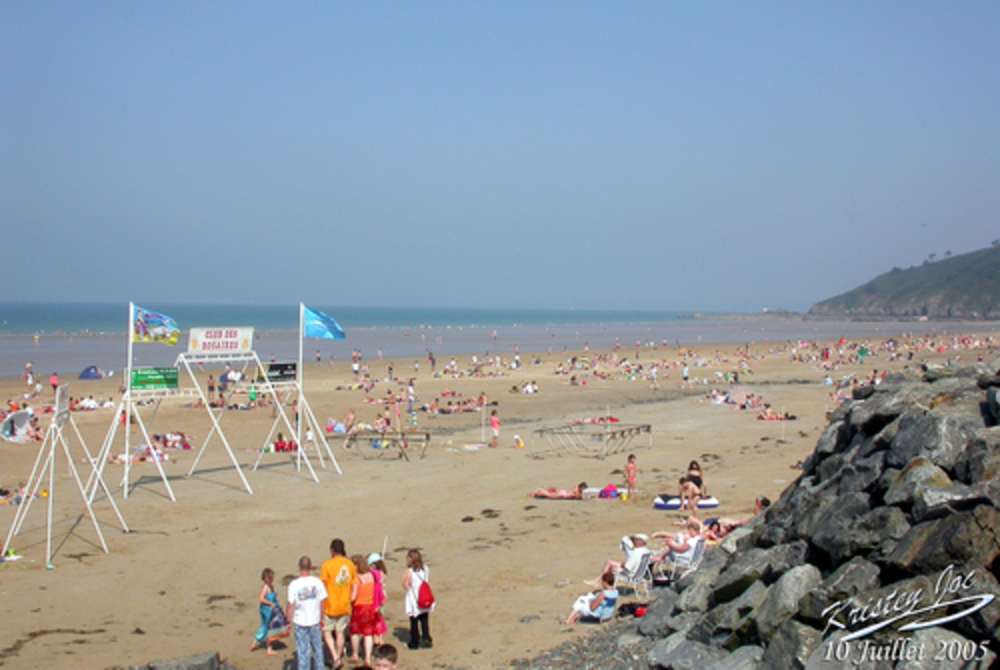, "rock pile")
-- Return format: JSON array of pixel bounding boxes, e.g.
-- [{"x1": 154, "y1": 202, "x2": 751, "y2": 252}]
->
[{"x1": 640, "y1": 360, "x2": 1000, "y2": 669}]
